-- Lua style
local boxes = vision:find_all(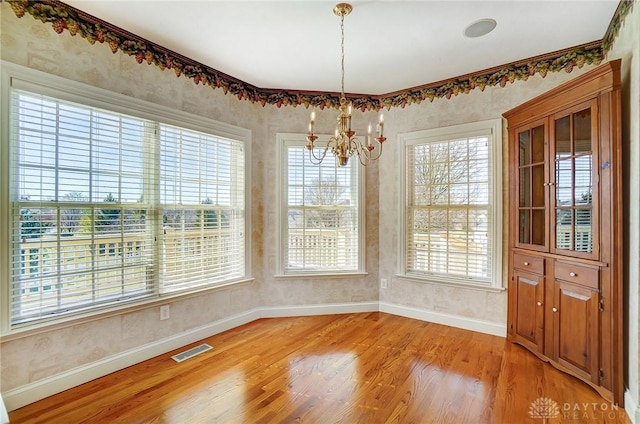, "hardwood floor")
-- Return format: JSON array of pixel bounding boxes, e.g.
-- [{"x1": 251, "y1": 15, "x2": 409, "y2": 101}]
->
[{"x1": 9, "y1": 313, "x2": 630, "y2": 423}]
